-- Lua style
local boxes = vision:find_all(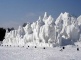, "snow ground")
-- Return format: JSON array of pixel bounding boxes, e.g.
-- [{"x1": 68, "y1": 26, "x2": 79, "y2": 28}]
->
[{"x1": 0, "y1": 45, "x2": 81, "y2": 60}]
